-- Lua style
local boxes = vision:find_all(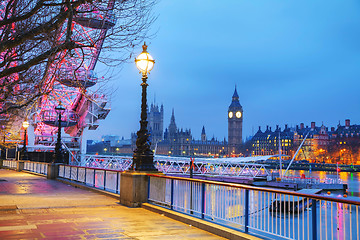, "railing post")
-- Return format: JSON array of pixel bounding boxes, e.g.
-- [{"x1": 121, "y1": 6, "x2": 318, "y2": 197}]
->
[
  {"x1": 116, "y1": 172, "x2": 119, "y2": 194},
  {"x1": 69, "y1": 166, "x2": 72, "y2": 179},
  {"x1": 312, "y1": 199, "x2": 318, "y2": 240},
  {"x1": 245, "y1": 189, "x2": 249, "y2": 233},
  {"x1": 190, "y1": 181, "x2": 193, "y2": 214},
  {"x1": 147, "y1": 176, "x2": 151, "y2": 202},
  {"x1": 201, "y1": 182, "x2": 205, "y2": 219},
  {"x1": 93, "y1": 169, "x2": 96, "y2": 187},
  {"x1": 104, "y1": 170, "x2": 106, "y2": 190},
  {"x1": 76, "y1": 167, "x2": 79, "y2": 181},
  {"x1": 170, "y1": 179, "x2": 174, "y2": 210},
  {"x1": 84, "y1": 168, "x2": 87, "y2": 184}
]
